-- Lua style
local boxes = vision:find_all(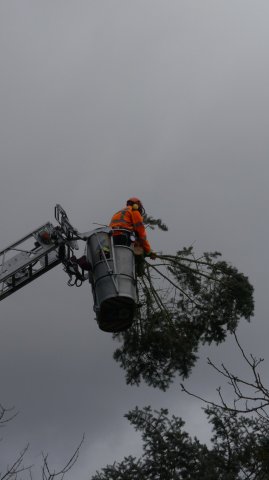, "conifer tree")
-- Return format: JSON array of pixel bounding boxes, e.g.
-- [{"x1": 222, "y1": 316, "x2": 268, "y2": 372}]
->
[
  {"x1": 113, "y1": 217, "x2": 254, "y2": 390},
  {"x1": 92, "y1": 405, "x2": 269, "y2": 480}
]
